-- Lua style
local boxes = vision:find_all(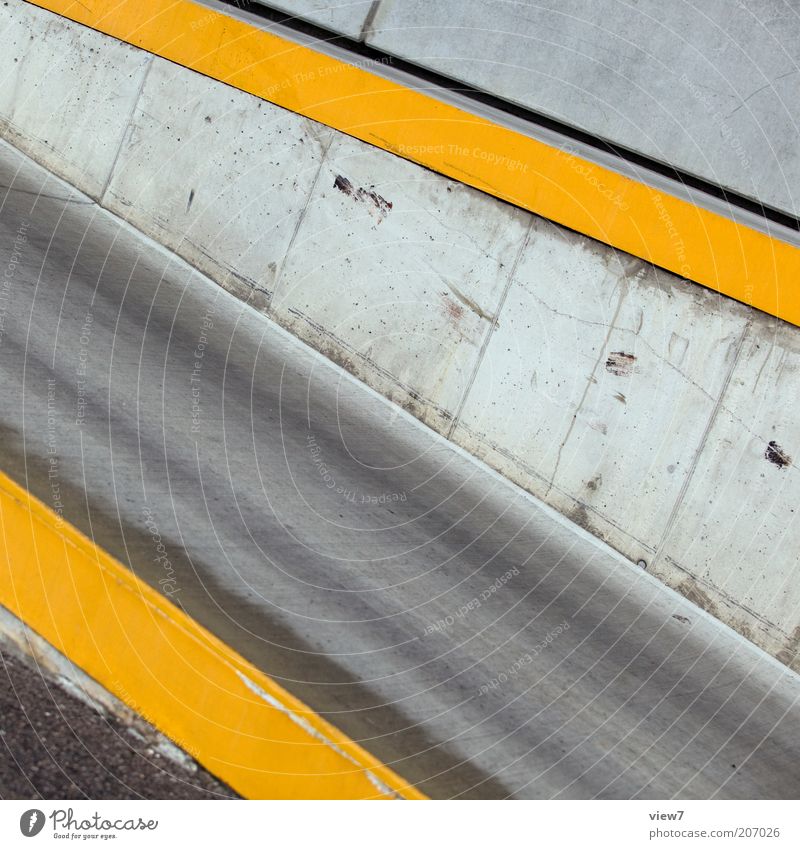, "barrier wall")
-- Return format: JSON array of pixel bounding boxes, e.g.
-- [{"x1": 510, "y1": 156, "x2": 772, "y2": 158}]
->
[{"x1": 1, "y1": 0, "x2": 798, "y2": 669}]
